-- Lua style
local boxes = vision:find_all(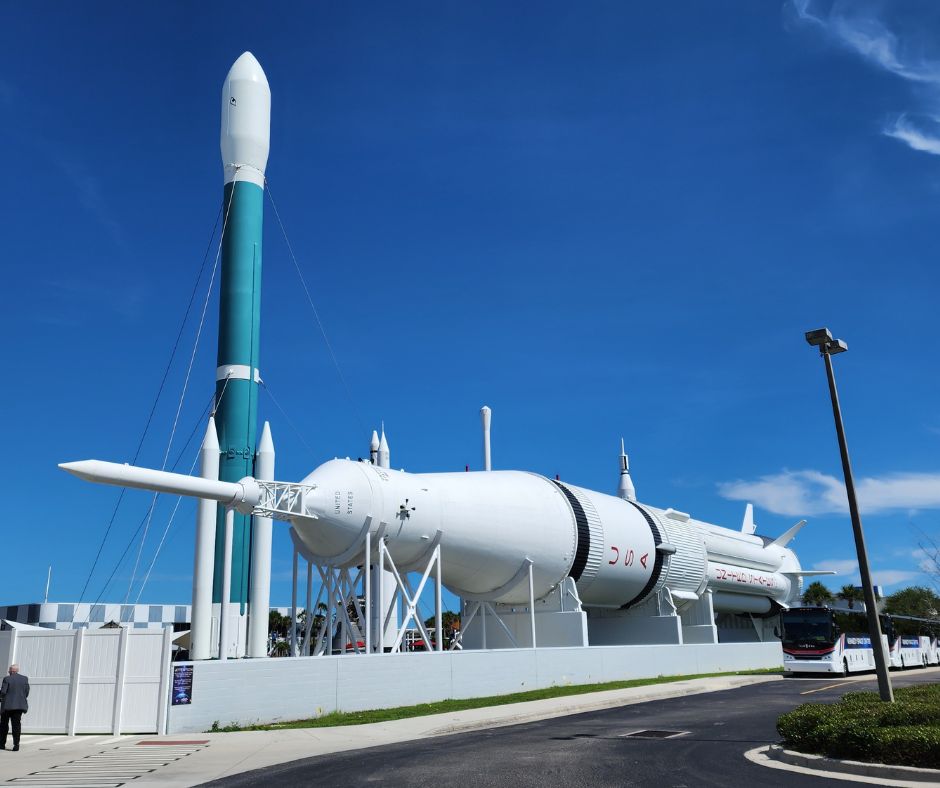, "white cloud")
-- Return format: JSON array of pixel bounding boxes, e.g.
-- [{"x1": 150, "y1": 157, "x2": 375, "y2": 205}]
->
[
  {"x1": 871, "y1": 569, "x2": 921, "y2": 587},
  {"x1": 808, "y1": 558, "x2": 922, "y2": 588},
  {"x1": 788, "y1": 1, "x2": 940, "y2": 156},
  {"x1": 883, "y1": 115, "x2": 940, "y2": 154},
  {"x1": 813, "y1": 558, "x2": 858, "y2": 576},
  {"x1": 717, "y1": 470, "x2": 843, "y2": 516},
  {"x1": 718, "y1": 468, "x2": 940, "y2": 516}
]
